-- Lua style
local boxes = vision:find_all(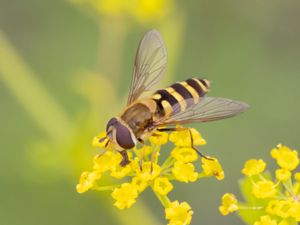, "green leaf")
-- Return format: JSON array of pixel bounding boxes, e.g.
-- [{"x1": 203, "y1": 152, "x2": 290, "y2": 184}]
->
[
  {"x1": 238, "y1": 172, "x2": 273, "y2": 224},
  {"x1": 238, "y1": 205, "x2": 265, "y2": 225}
]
